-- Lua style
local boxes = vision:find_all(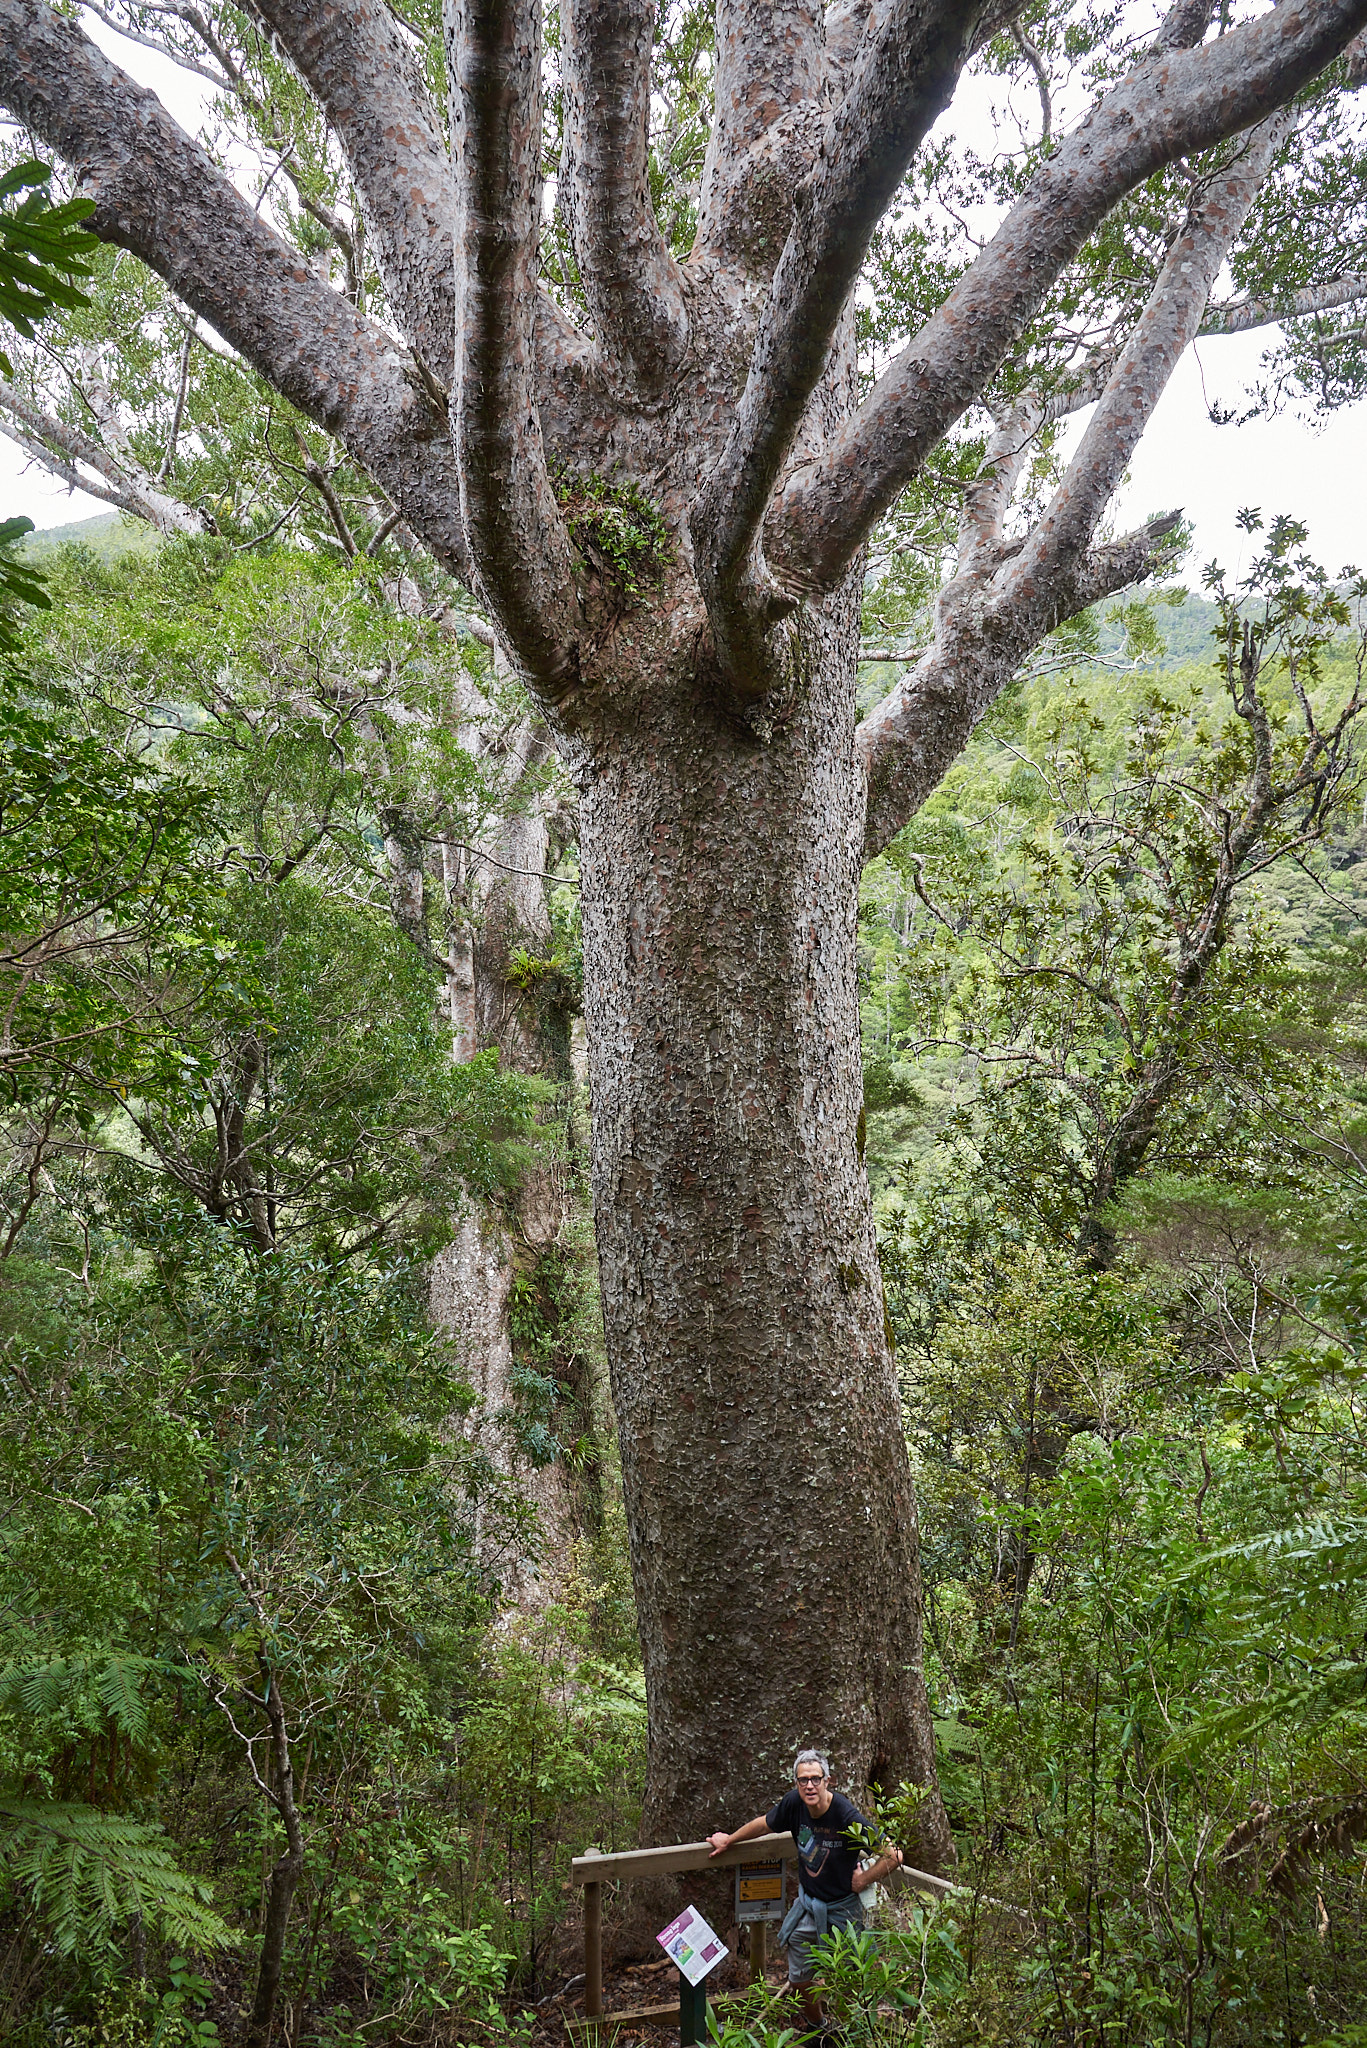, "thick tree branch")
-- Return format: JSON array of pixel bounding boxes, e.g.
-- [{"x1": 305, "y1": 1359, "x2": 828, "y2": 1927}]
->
[
  {"x1": 691, "y1": 0, "x2": 986, "y2": 697},
  {"x1": 767, "y1": 0, "x2": 1367, "y2": 597},
  {"x1": 446, "y1": 0, "x2": 579, "y2": 698},
  {"x1": 857, "y1": 115, "x2": 1292, "y2": 859},
  {"x1": 1010, "y1": 111, "x2": 1292, "y2": 598},
  {"x1": 858, "y1": 513, "x2": 1181, "y2": 861},
  {"x1": 0, "y1": 0, "x2": 472, "y2": 582},
  {"x1": 241, "y1": 0, "x2": 458, "y2": 387},
  {"x1": 694, "y1": 0, "x2": 825, "y2": 268},
  {"x1": 560, "y1": 0, "x2": 688, "y2": 389}
]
